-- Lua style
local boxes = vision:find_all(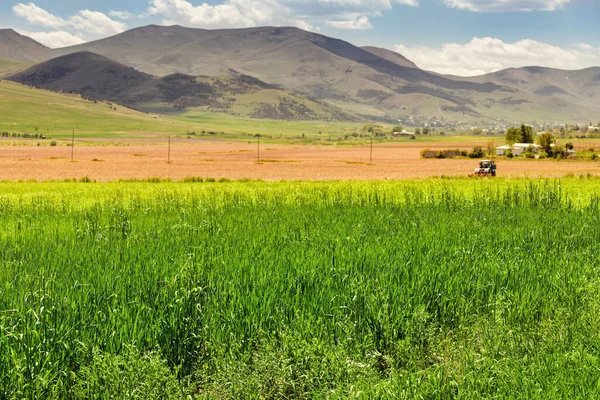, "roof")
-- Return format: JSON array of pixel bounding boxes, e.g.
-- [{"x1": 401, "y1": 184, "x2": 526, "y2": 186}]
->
[
  {"x1": 496, "y1": 145, "x2": 512, "y2": 150},
  {"x1": 513, "y1": 143, "x2": 540, "y2": 148}
]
